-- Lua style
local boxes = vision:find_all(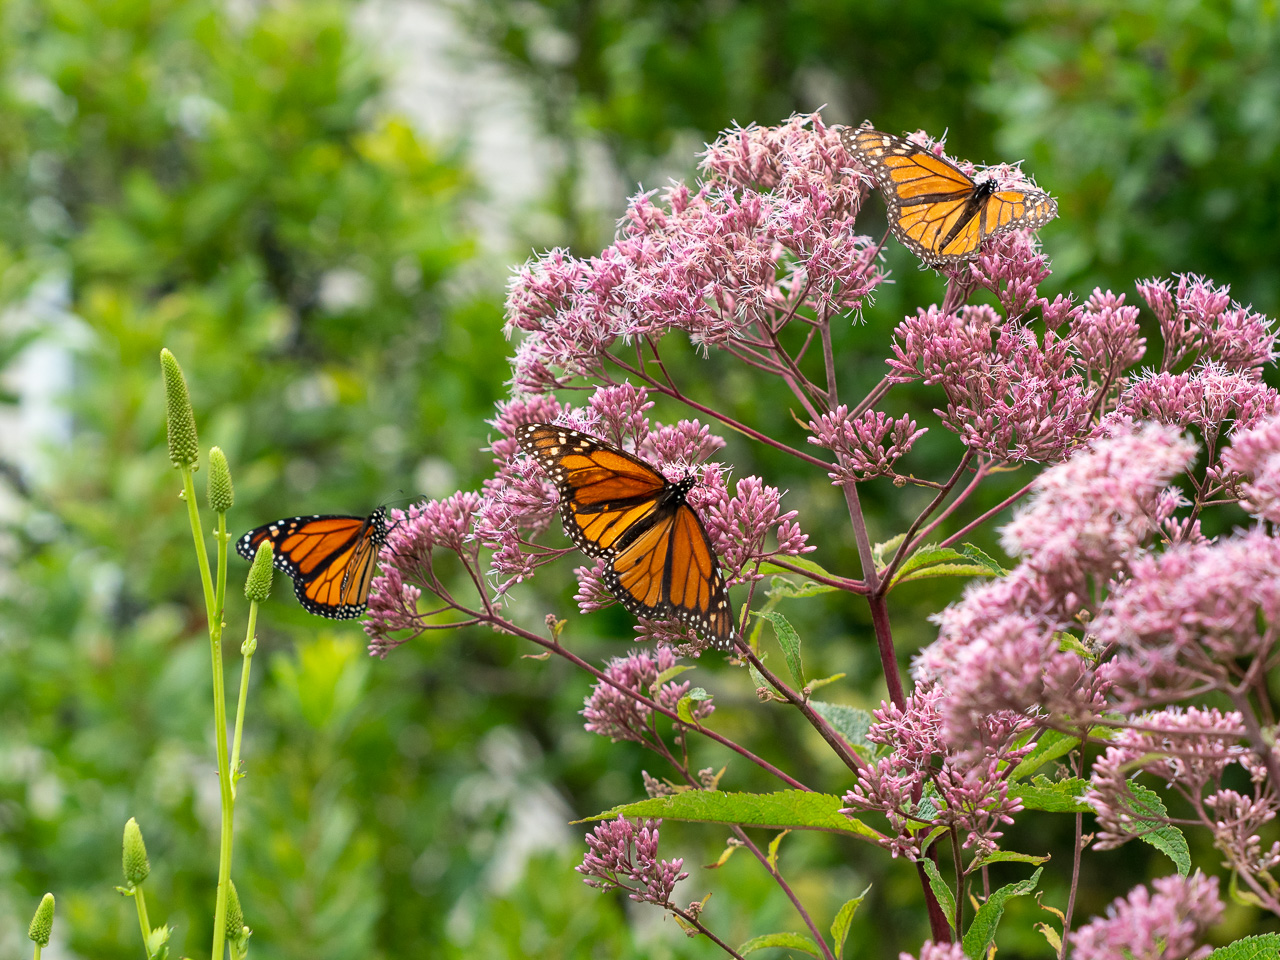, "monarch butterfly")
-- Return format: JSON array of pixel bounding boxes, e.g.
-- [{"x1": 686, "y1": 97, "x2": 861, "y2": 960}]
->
[
  {"x1": 517, "y1": 423, "x2": 736, "y2": 650},
  {"x1": 235, "y1": 508, "x2": 388, "y2": 619},
  {"x1": 843, "y1": 124, "x2": 1058, "y2": 266}
]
